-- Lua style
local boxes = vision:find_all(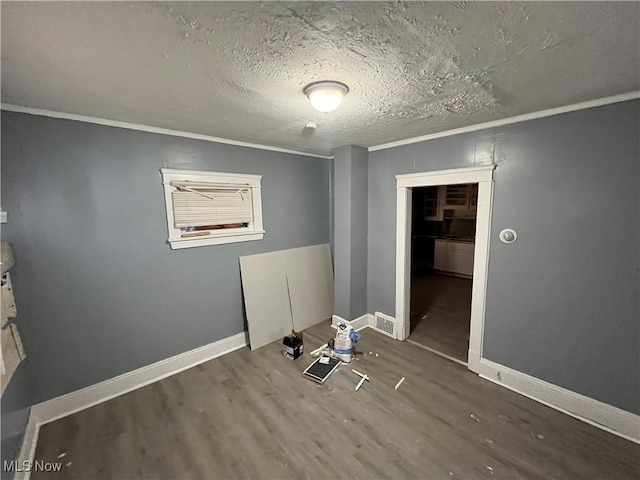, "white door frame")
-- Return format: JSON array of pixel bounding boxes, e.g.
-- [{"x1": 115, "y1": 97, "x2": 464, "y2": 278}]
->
[{"x1": 395, "y1": 165, "x2": 495, "y2": 373}]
